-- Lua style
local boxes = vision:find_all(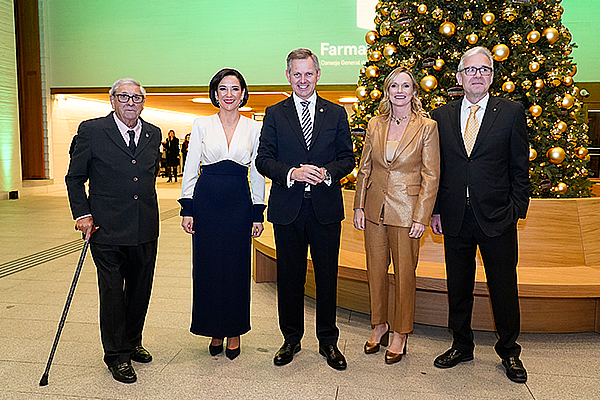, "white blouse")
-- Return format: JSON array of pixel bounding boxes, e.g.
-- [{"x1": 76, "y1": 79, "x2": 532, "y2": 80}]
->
[{"x1": 180, "y1": 114, "x2": 265, "y2": 205}]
